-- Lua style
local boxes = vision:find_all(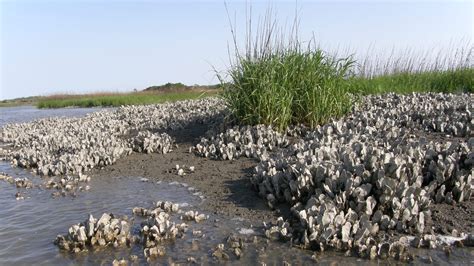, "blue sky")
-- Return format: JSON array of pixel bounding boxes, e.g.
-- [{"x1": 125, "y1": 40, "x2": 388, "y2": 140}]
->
[{"x1": 1, "y1": 0, "x2": 472, "y2": 100}]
